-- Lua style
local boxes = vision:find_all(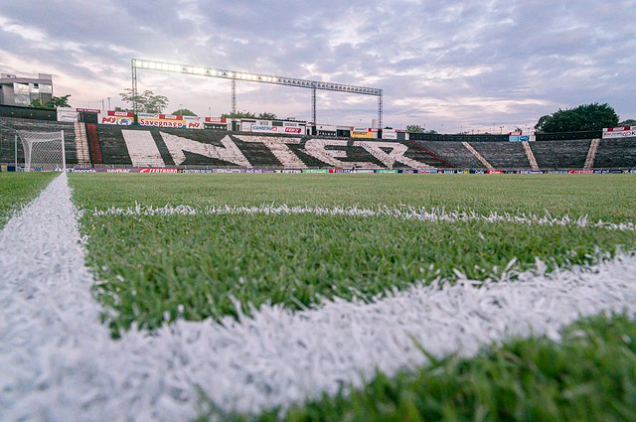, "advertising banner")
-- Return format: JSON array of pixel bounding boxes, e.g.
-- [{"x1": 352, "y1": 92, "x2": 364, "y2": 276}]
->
[
  {"x1": 251, "y1": 125, "x2": 302, "y2": 134},
  {"x1": 139, "y1": 168, "x2": 180, "y2": 173},
  {"x1": 205, "y1": 117, "x2": 227, "y2": 124},
  {"x1": 106, "y1": 168, "x2": 139, "y2": 173},
  {"x1": 57, "y1": 107, "x2": 78, "y2": 122},
  {"x1": 316, "y1": 125, "x2": 337, "y2": 137},
  {"x1": 382, "y1": 129, "x2": 397, "y2": 140},
  {"x1": 302, "y1": 169, "x2": 329, "y2": 173},
  {"x1": 602, "y1": 126, "x2": 636, "y2": 139},
  {"x1": 509, "y1": 135, "x2": 535, "y2": 142},
  {"x1": 351, "y1": 127, "x2": 374, "y2": 139},
  {"x1": 487, "y1": 170, "x2": 504, "y2": 174},
  {"x1": 183, "y1": 116, "x2": 203, "y2": 129},
  {"x1": 376, "y1": 169, "x2": 398, "y2": 173},
  {"x1": 138, "y1": 113, "x2": 203, "y2": 129},
  {"x1": 100, "y1": 110, "x2": 134, "y2": 125},
  {"x1": 568, "y1": 169, "x2": 594, "y2": 174},
  {"x1": 213, "y1": 169, "x2": 245, "y2": 173}
]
